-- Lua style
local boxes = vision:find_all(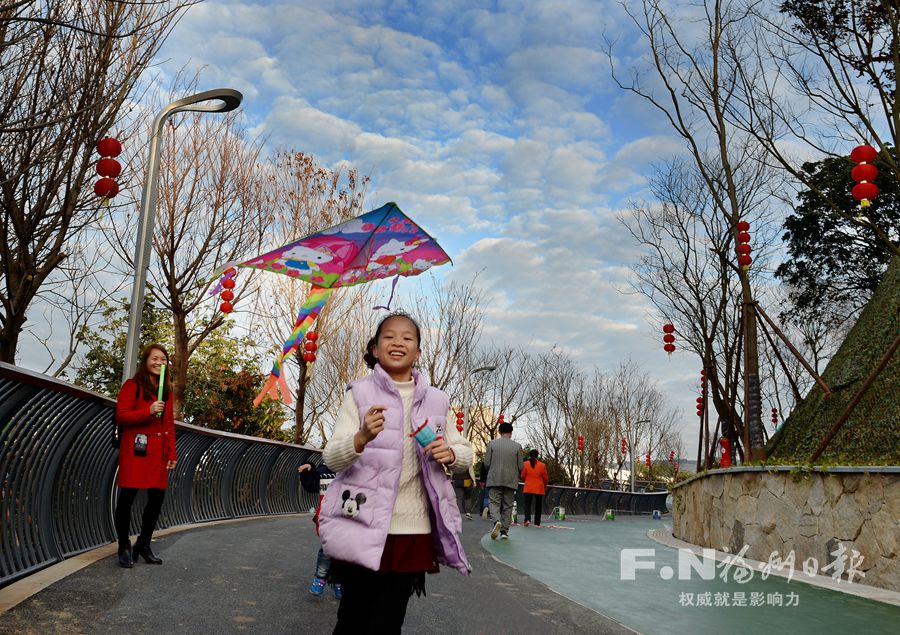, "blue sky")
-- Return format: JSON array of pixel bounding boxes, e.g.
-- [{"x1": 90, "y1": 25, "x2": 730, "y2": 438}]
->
[{"x1": 147, "y1": 0, "x2": 704, "y2": 454}]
